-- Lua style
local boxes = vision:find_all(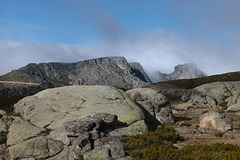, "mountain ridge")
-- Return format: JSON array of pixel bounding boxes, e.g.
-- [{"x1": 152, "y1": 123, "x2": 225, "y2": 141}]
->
[{"x1": 0, "y1": 56, "x2": 151, "y2": 89}]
